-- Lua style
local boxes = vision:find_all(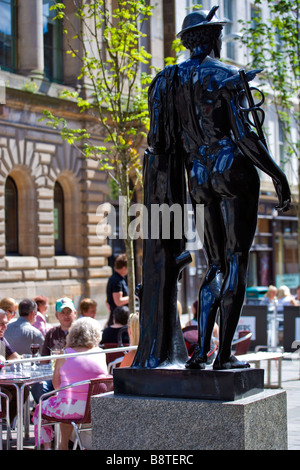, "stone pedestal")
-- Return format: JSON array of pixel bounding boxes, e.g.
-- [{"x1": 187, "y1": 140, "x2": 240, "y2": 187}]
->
[
  {"x1": 91, "y1": 389, "x2": 287, "y2": 450},
  {"x1": 113, "y1": 367, "x2": 264, "y2": 401}
]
